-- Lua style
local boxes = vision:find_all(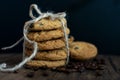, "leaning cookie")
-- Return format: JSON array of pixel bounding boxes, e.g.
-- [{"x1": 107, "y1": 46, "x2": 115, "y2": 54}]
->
[
  {"x1": 70, "y1": 41, "x2": 97, "y2": 60},
  {"x1": 27, "y1": 28, "x2": 70, "y2": 41},
  {"x1": 29, "y1": 18, "x2": 67, "y2": 31},
  {"x1": 25, "y1": 48, "x2": 67, "y2": 60},
  {"x1": 25, "y1": 39, "x2": 65, "y2": 50},
  {"x1": 26, "y1": 60, "x2": 66, "y2": 68}
]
